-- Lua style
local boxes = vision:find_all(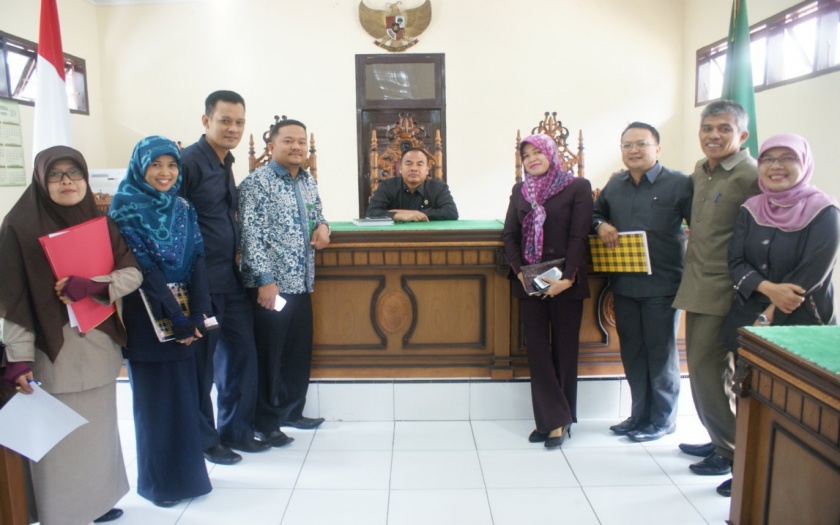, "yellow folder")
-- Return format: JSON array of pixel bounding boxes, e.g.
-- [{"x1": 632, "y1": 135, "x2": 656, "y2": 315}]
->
[{"x1": 588, "y1": 231, "x2": 652, "y2": 274}]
